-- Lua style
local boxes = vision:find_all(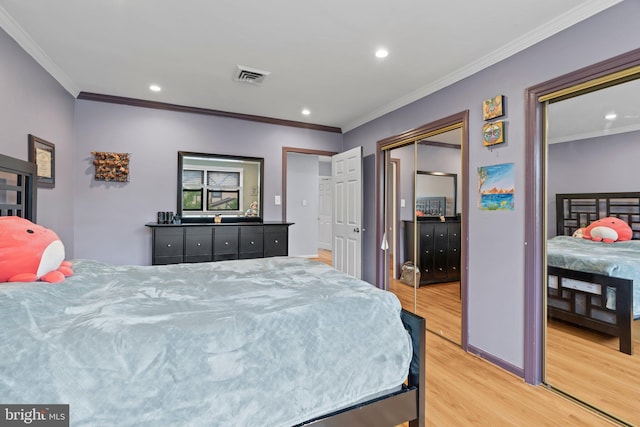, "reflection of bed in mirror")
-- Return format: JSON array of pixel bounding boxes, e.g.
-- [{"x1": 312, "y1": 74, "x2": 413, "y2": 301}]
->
[
  {"x1": 416, "y1": 196, "x2": 445, "y2": 216},
  {"x1": 547, "y1": 192, "x2": 640, "y2": 355}
]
